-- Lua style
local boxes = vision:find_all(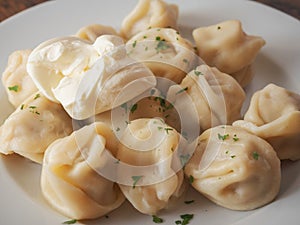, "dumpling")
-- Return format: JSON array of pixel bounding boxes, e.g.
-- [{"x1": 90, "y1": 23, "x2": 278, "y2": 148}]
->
[
  {"x1": 27, "y1": 35, "x2": 156, "y2": 119},
  {"x1": 233, "y1": 84, "x2": 300, "y2": 160},
  {"x1": 41, "y1": 122, "x2": 125, "y2": 220},
  {"x1": 184, "y1": 125, "x2": 281, "y2": 211},
  {"x1": 2, "y1": 49, "x2": 38, "y2": 108},
  {"x1": 120, "y1": 0, "x2": 178, "y2": 39},
  {"x1": 116, "y1": 118, "x2": 187, "y2": 215},
  {"x1": 126, "y1": 28, "x2": 198, "y2": 84},
  {"x1": 193, "y1": 20, "x2": 266, "y2": 87},
  {"x1": 75, "y1": 24, "x2": 118, "y2": 43},
  {"x1": 0, "y1": 93, "x2": 73, "y2": 163},
  {"x1": 166, "y1": 65, "x2": 245, "y2": 133}
]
